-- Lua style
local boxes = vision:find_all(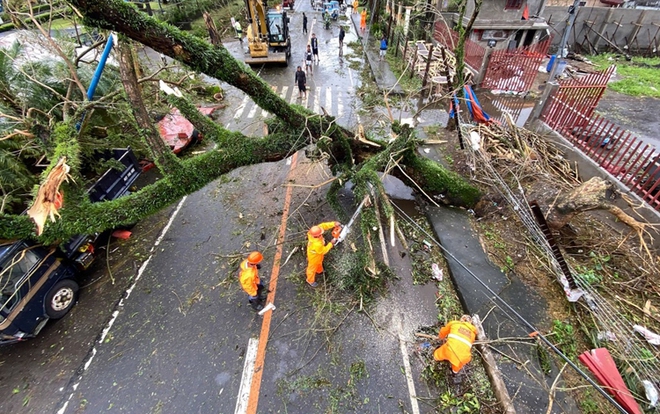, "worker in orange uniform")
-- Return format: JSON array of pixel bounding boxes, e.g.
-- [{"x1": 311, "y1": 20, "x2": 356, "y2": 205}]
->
[
  {"x1": 433, "y1": 315, "x2": 478, "y2": 373},
  {"x1": 352, "y1": 0, "x2": 358, "y2": 13},
  {"x1": 239, "y1": 251, "x2": 267, "y2": 311},
  {"x1": 306, "y1": 221, "x2": 341, "y2": 287},
  {"x1": 360, "y1": 8, "x2": 367, "y2": 32}
]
